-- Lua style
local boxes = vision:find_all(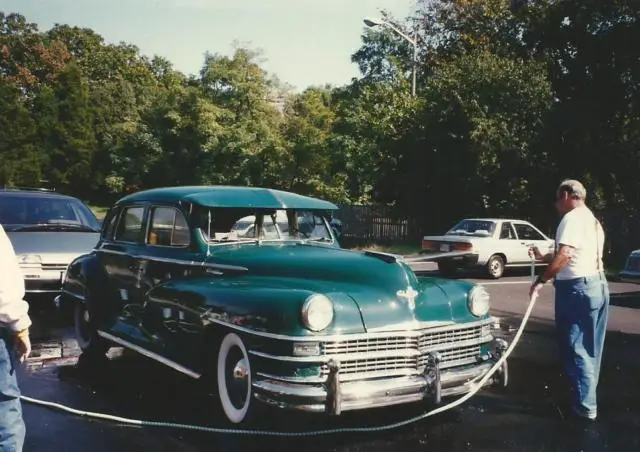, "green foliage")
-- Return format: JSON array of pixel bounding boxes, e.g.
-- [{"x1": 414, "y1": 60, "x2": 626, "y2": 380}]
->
[{"x1": 0, "y1": 3, "x2": 639, "y2": 241}]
